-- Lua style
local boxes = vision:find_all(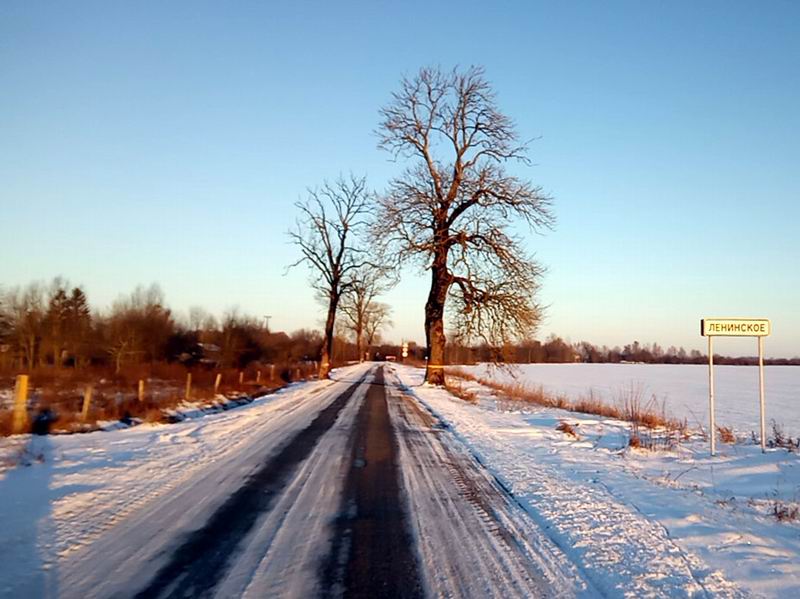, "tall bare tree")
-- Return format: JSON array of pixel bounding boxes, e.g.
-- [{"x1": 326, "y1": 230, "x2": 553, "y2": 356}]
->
[
  {"x1": 363, "y1": 301, "x2": 392, "y2": 350},
  {"x1": 6, "y1": 282, "x2": 46, "y2": 369},
  {"x1": 338, "y1": 266, "x2": 391, "y2": 362},
  {"x1": 375, "y1": 66, "x2": 554, "y2": 384},
  {"x1": 289, "y1": 175, "x2": 373, "y2": 378}
]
